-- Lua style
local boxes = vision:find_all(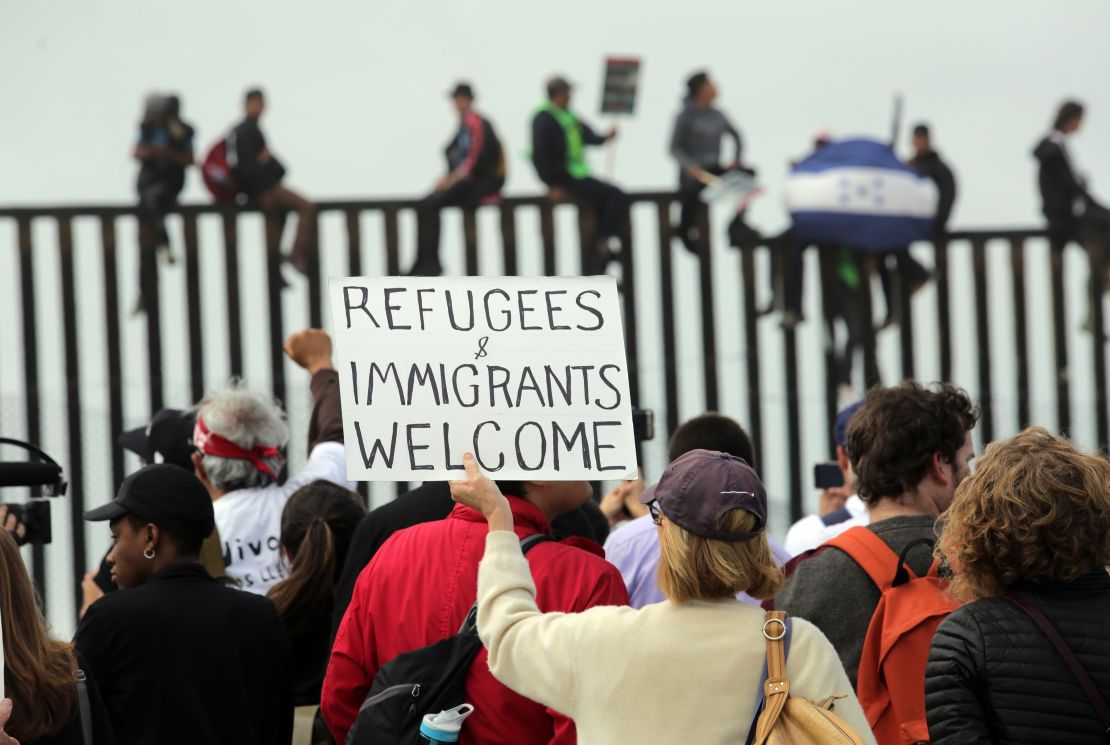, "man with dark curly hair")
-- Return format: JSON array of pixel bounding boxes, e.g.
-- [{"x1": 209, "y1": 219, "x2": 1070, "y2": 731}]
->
[{"x1": 773, "y1": 380, "x2": 979, "y2": 684}]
